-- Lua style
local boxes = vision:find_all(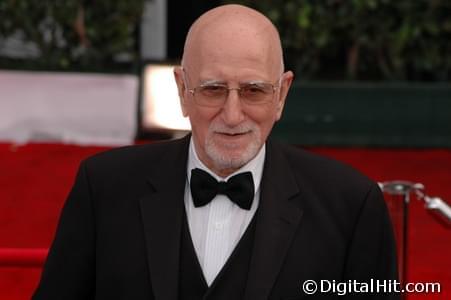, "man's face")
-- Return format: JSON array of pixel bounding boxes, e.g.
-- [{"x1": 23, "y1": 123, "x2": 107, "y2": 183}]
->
[{"x1": 175, "y1": 23, "x2": 293, "y2": 176}]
